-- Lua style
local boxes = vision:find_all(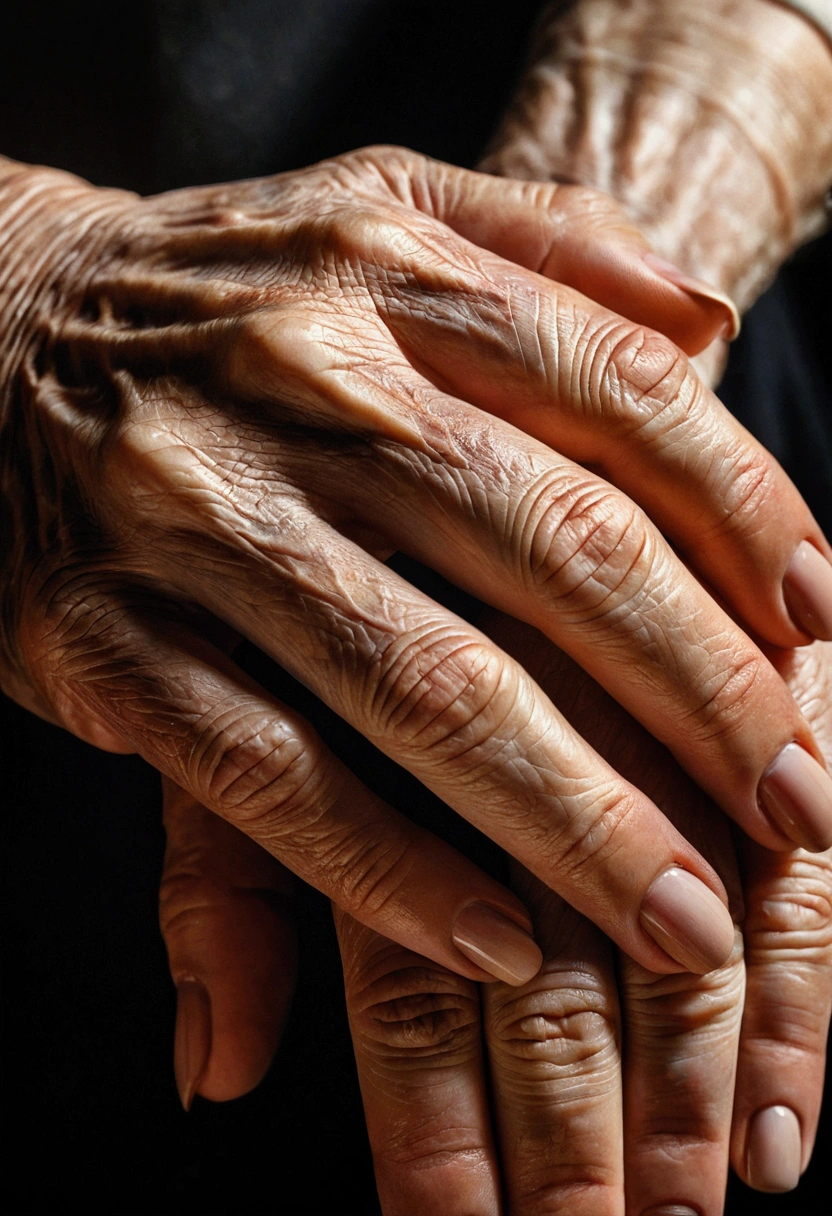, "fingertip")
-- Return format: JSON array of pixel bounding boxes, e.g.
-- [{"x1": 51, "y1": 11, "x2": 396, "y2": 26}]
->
[
  {"x1": 746, "y1": 1106, "x2": 803, "y2": 1193},
  {"x1": 174, "y1": 978, "x2": 211, "y2": 1112},
  {"x1": 639, "y1": 867, "x2": 736, "y2": 975},
  {"x1": 642, "y1": 253, "x2": 740, "y2": 346},
  {"x1": 451, "y1": 901, "x2": 543, "y2": 985}
]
